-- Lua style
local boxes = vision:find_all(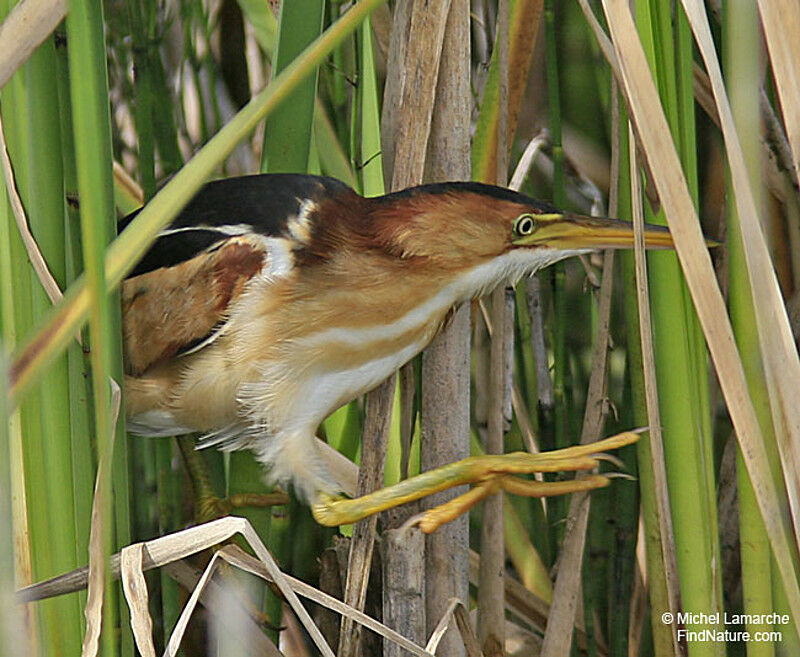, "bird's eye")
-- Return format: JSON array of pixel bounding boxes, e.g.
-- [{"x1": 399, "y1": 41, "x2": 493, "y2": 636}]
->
[{"x1": 513, "y1": 213, "x2": 536, "y2": 237}]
